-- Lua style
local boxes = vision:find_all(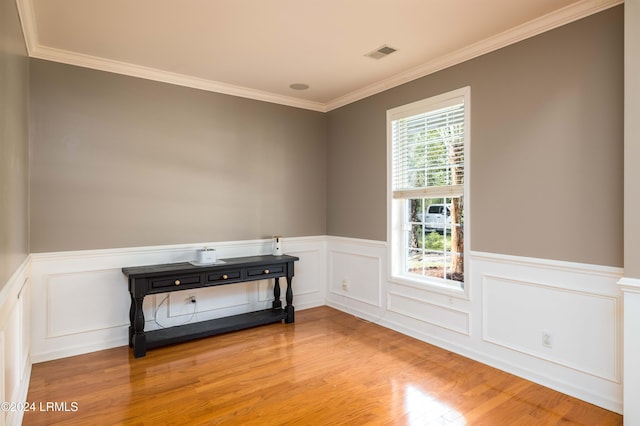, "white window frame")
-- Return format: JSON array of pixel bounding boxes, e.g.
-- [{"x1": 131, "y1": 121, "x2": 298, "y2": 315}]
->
[{"x1": 387, "y1": 87, "x2": 470, "y2": 299}]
